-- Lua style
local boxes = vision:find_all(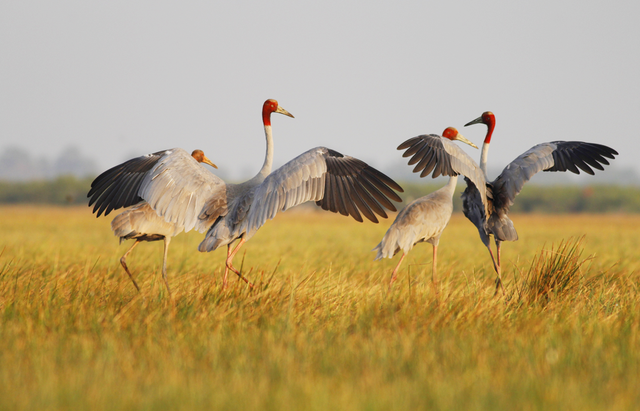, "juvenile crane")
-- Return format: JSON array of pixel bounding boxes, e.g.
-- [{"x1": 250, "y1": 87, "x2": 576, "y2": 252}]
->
[
  {"x1": 462, "y1": 111, "x2": 619, "y2": 292},
  {"x1": 89, "y1": 99, "x2": 404, "y2": 289},
  {"x1": 374, "y1": 127, "x2": 488, "y2": 288},
  {"x1": 109, "y1": 149, "x2": 217, "y2": 295}
]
